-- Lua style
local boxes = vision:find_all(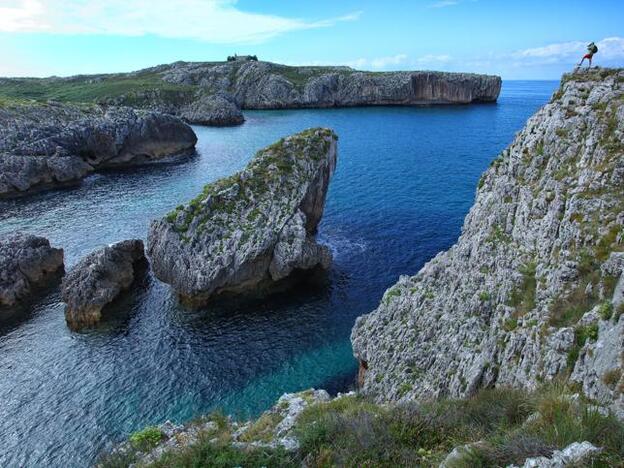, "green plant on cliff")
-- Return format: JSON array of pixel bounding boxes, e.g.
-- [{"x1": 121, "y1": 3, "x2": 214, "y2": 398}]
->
[{"x1": 129, "y1": 426, "x2": 164, "y2": 451}]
